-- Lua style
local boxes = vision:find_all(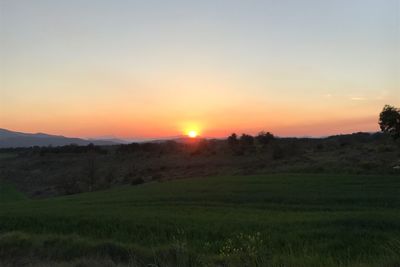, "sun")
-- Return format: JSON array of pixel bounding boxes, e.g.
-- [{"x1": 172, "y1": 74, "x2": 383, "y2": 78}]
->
[
  {"x1": 187, "y1": 130, "x2": 198, "y2": 138},
  {"x1": 182, "y1": 122, "x2": 201, "y2": 138}
]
